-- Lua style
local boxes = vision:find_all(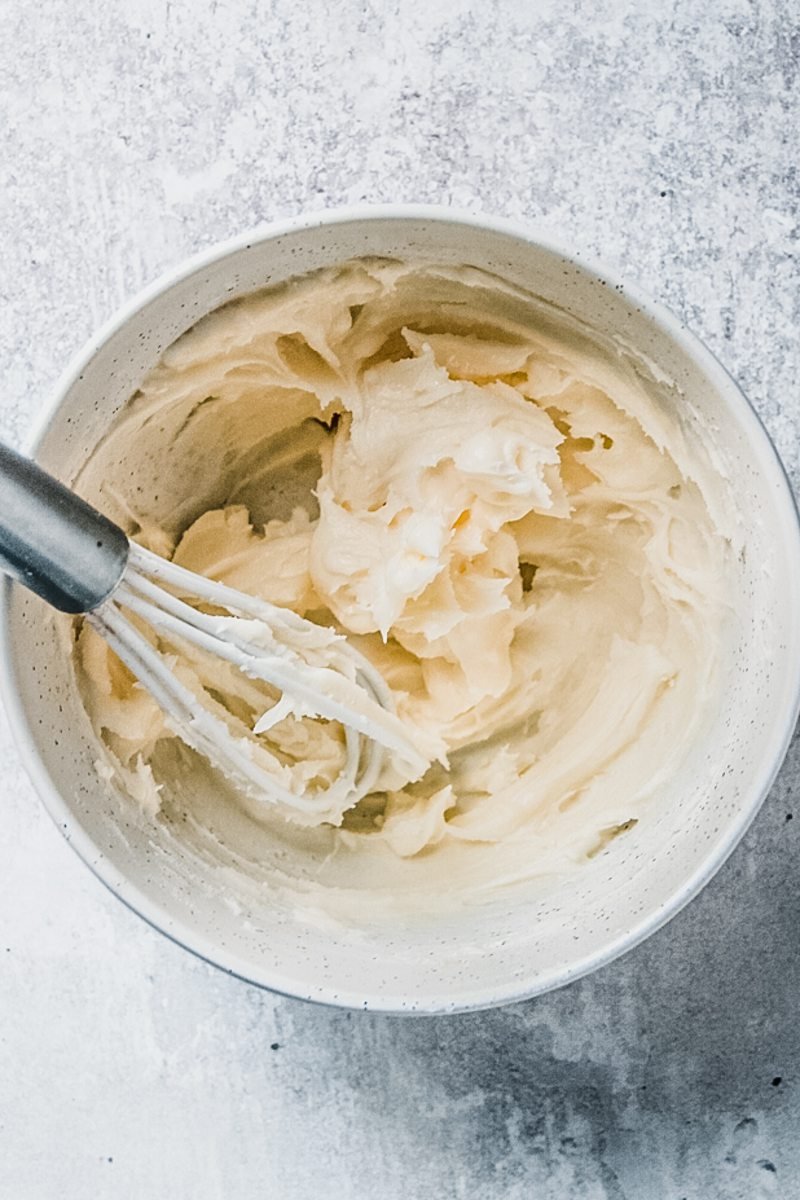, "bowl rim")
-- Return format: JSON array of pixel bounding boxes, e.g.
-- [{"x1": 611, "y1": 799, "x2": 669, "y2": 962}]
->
[{"x1": 2, "y1": 201, "x2": 800, "y2": 1014}]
